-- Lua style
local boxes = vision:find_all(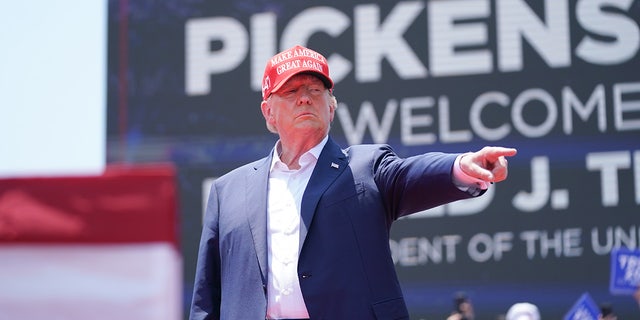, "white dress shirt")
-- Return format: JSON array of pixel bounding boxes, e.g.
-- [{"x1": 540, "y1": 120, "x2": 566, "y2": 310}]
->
[
  {"x1": 265, "y1": 138, "x2": 488, "y2": 318},
  {"x1": 265, "y1": 137, "x2": 327, "y2": 319}
]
